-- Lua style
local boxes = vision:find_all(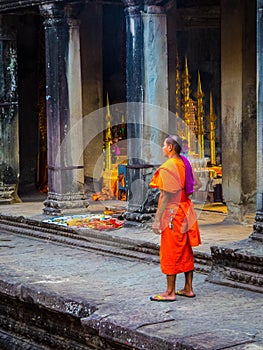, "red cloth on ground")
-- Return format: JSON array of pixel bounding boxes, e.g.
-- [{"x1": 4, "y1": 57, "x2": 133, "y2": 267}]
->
[{"x1": 149, "y1": 157, "x2": 201, "y2": 275}]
